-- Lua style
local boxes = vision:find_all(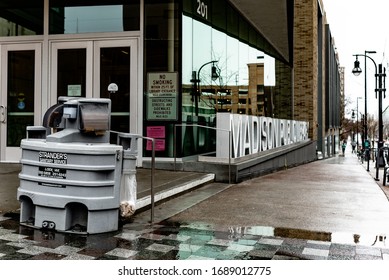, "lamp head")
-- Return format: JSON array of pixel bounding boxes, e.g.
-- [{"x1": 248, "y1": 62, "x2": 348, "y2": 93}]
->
[
  {"x1": 352, "y1": 58, "x2": 362, "y2": 76},
  {"x1": 211, "y1": 65, "x2": 219, "y2": 81}
]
